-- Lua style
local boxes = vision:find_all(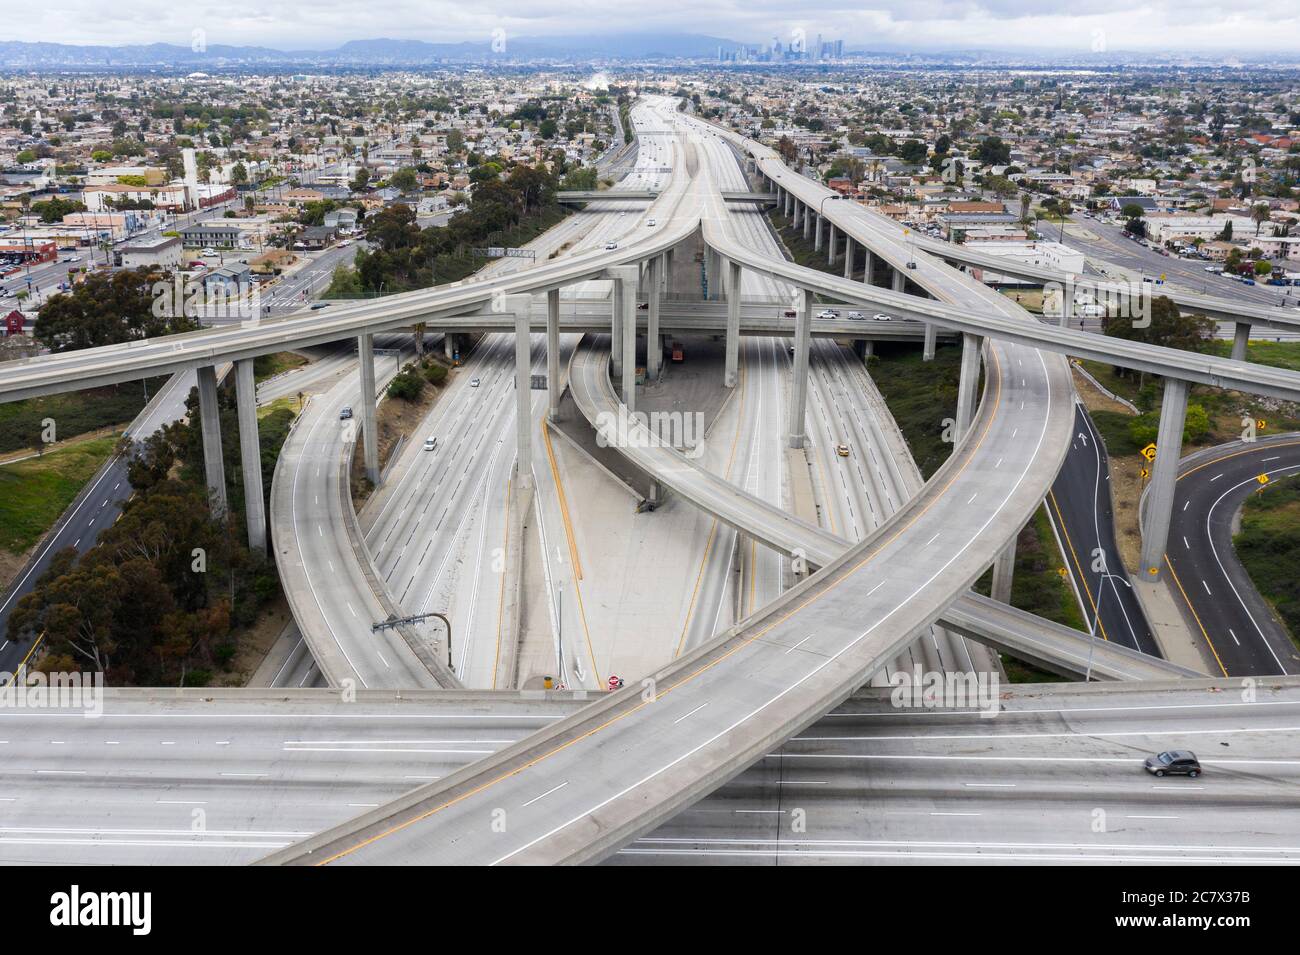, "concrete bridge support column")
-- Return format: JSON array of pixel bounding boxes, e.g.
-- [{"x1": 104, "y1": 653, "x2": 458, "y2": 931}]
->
[
  {"x1": 923, "y1": 323, "x2": 937, "y2": 362},
  {"x1": 891, "y1": 267, "x2": 907, "y2": 294},
  {"x1": 955, "y1": 333, "x2": 983, "y2": 441},
  {"x1": 611, "y1": 275, "x2": 624, "y2": 379},
  {"x1": 357, "y1": 333, "x2": 380, "y2": 487},
  {"x1": 646, "y1": 257, "x2": 662, "y2": 382},
  {"x1": 788, "y1": 291, "x2": 812, "y2": 448},
  {"x1": 1058, "y1": 281, "x2": 1075, "y2": 328},
  {"x1": 784, "y1": 190, "x2": 793, "y2": 218},
  {"x1": 863, "y1": 249, "x2": 874, "y2": 285},
  {"x1": 828, "y1": 225, "x2": 838, "y2": 265},
  {"x1": 792, "y1": 199, "x2": 802, "y2": 229},
  {"x1": 514, "y1": 309, "x2": 533, "y2": 492},
  {"x1": 546, "y1": 288, "x2": 561, "y2": 421},
  {"x1": 196, "y1": 364, "x2": 227, "y2": 519},
  {"x1": 444, "y1": 332, "x2": 458, "y2": 362},
  {"x1": 663, "y1": 249, "x2": 673, "y2": 294},
  {"x1": 802, "y1": 205, "x2": 812, "y2": 241},
  {"x1": 234, "y1": 358, "x2": 266, "y2": 554},
  {"x1": 991, "y1": 538, "x2": 1016, "y2": 604},
  {"x1": 843, "y1": 235, "x2": 855, "y2": 279},
  {"x1": 725, "y1": 260, "x2": 742, "y2": 388},
  {"x1": 853, "y1": 338, "x2": 873, "y2": 363},
  {"x1": 1139, "y1": 378, "x2": 1189, "y2": 581},
  {"x1": 620, "y1": 270, "x2": 638, "y2": 412},
  {"x1": 813, "y1": 214, "x2": 823, "y2": 252},
  {"x1": 1231, "y1": 322, "x2": 1251, "y2": 362}
]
